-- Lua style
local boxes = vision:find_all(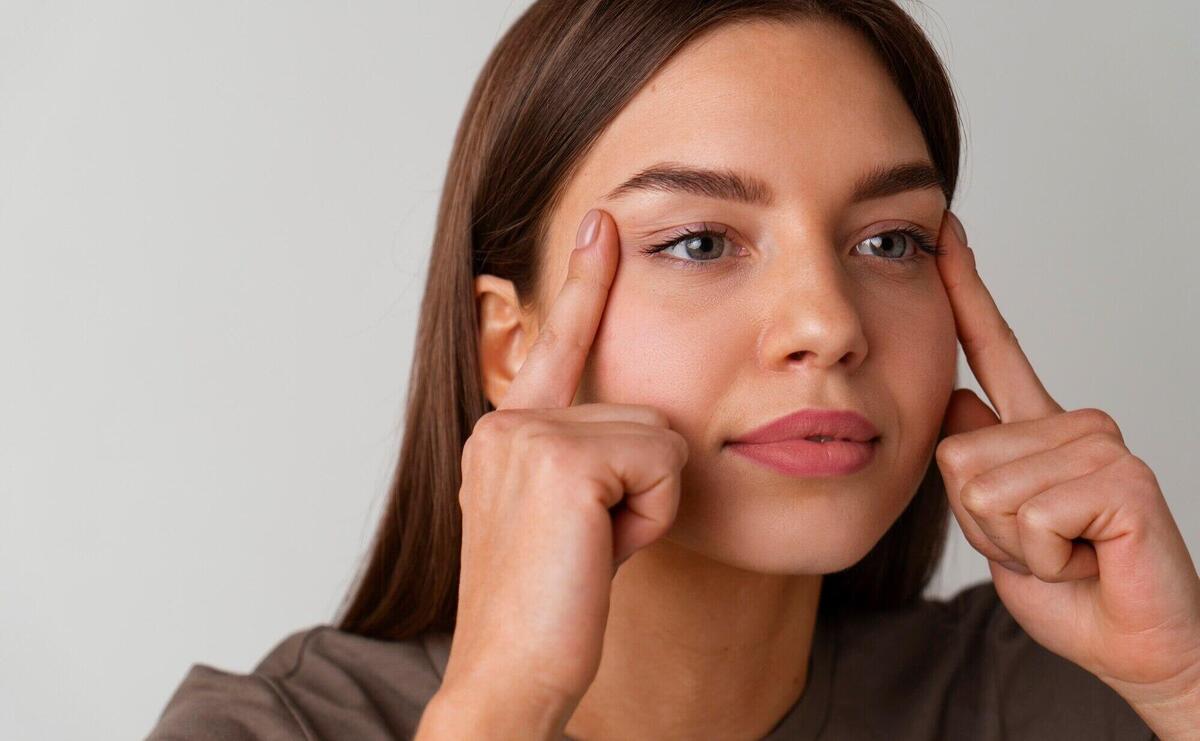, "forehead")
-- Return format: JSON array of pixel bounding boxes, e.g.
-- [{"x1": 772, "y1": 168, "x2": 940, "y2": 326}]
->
[{"x1": 561, "y1": 18, "x2": 932, "y2": 212}]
